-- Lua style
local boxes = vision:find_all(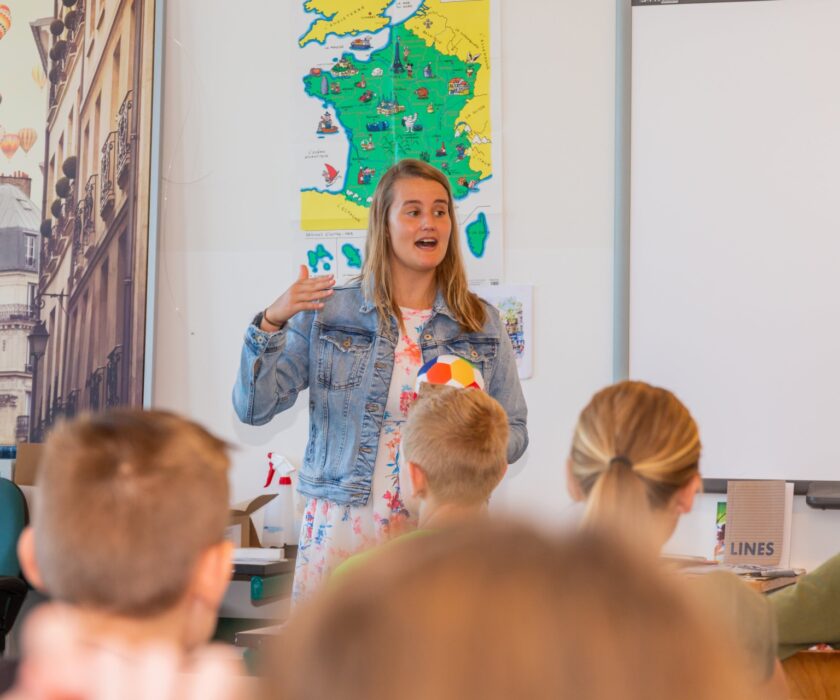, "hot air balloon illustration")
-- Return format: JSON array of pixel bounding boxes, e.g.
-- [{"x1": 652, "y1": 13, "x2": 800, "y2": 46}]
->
[
  {"x1": 18, "y1": 128, "x2": 37, "y2": 154},
  {"x1": 0, "y1": 5, "x2": 10, "y2": 40},
  {"x1": 32, "y1": 66, "x2": 46, "y2": 89},
  {"x1": 0, "y1": 133, "x2": 19, "y2": 160}
]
